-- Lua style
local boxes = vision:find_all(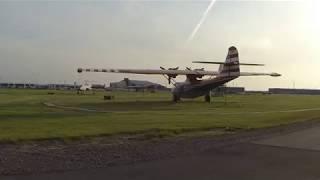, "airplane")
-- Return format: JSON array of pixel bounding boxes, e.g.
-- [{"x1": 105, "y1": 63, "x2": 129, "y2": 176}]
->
[
  {"x1": 79, "y1": 84, "x2": 92, "y2": 91},
  {"x1": 77, "y1": 46, "x2": 281, "y2": 102},
  {"x1": 77, "y1": 83, "x2": 93, "y2": 94}
]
